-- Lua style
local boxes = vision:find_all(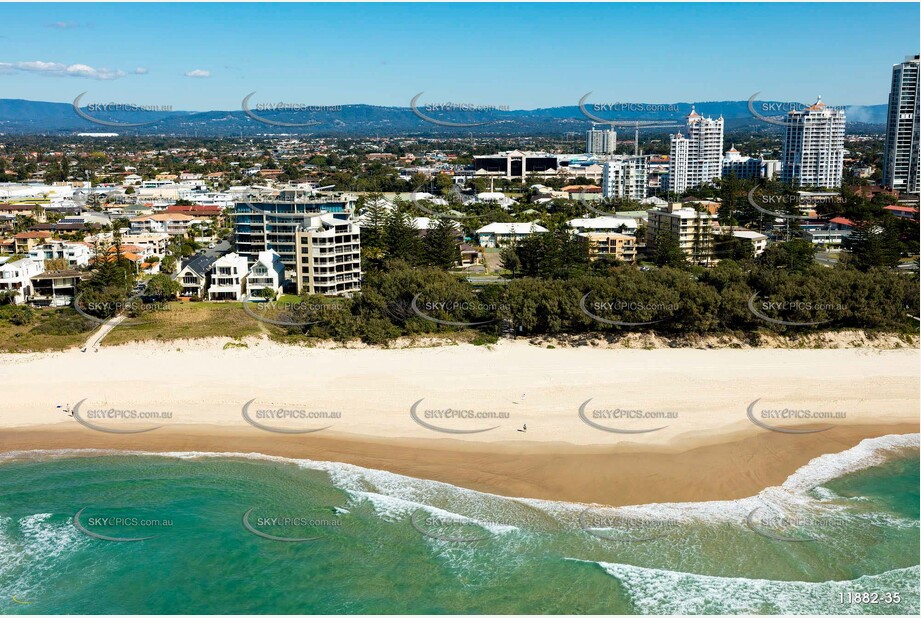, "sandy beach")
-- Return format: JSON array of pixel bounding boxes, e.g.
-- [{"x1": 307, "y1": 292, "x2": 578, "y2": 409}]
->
[{"x1": 1, "y1": 338, "x2": 917, "y2": 505}]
